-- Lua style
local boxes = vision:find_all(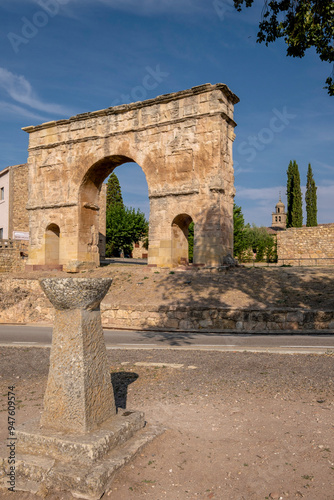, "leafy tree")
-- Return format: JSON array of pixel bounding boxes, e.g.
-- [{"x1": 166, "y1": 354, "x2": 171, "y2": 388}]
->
[
  {"x1": 305, "y1": 163, "x2": 318, "y2": 226},
  {"x1": 264, "y1": 233, "x2": 278, "y2": 263},
  {"x1": 106, "y1": 173, "x2": 123, "y2": 211},
  {"x1": 286, "y1": 160, "x2": 303, "y2": 227},
  {"x1": 233, "y1": 203, "x2": 277, "y2": 262},
  {"x1": 106, "y1": 204, "x2": 148, "y2": 257},
  {"x1": 242, "y1": 225, "x2": 275, "y2": 262},
  {"x1": 233, "y1": 1, "x2": 334, "y2": 95}
]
